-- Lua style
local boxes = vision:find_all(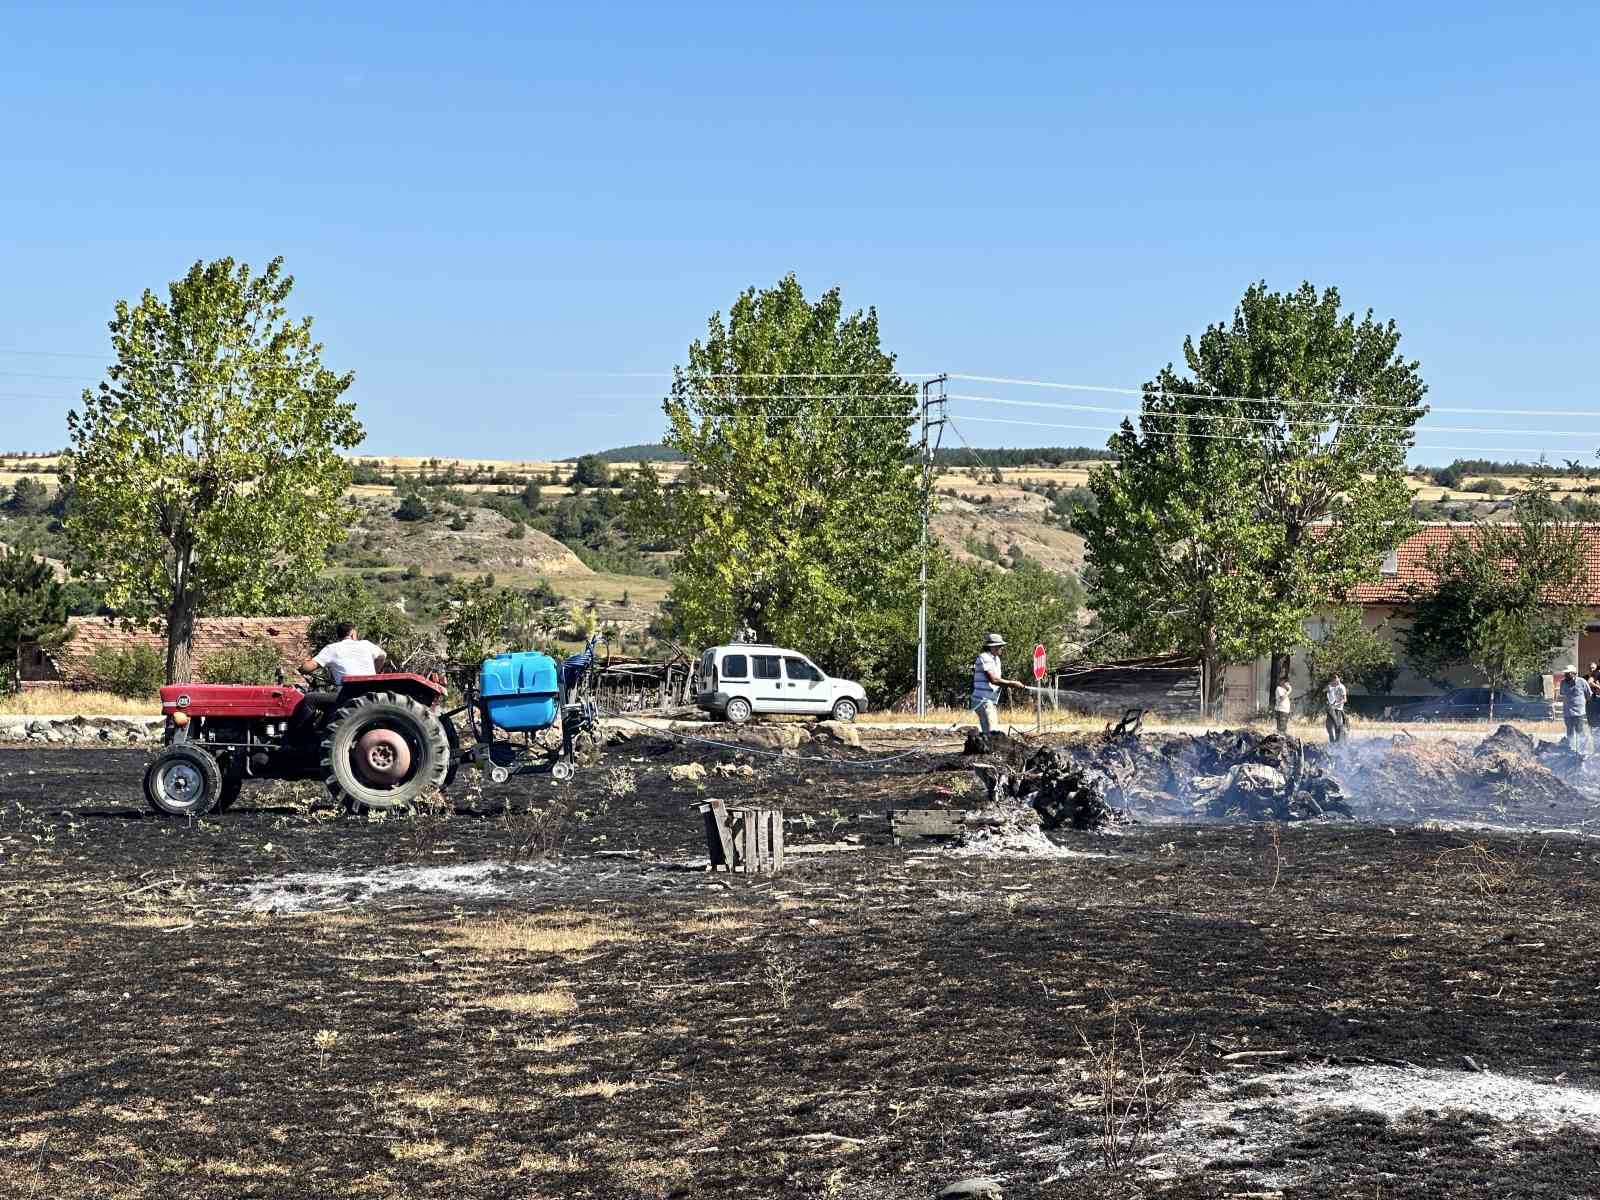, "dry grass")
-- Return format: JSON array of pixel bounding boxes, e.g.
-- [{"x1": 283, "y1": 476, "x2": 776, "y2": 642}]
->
[
  {"x1": 678, "y1": 908, "x2": 752, "y2": 934},
  {"x1": 565, "y1": 1079, "x2": 645, "y2": 1100},
  {"x1": 448, "y1": 912, "x2": 636, "y2": 956},
  {"x1": 0, "y1": 690, "x2": 157, "y2": 716},
  {"x1": 481, "y1": 989, "x2": 577, "y2": 1016},
  {"x1": 518, "y1": 1032, "x2": 581, "y2": 1053}
]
